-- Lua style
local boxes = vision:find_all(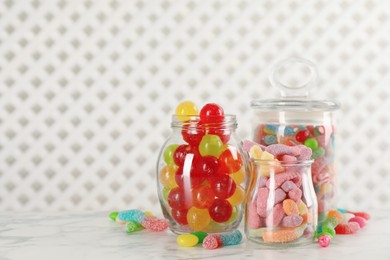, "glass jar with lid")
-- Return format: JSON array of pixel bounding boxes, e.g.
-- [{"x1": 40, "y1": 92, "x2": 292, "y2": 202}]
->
[{"x1": 251, "y1": 58, "x2": 340, "y2": 222}]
